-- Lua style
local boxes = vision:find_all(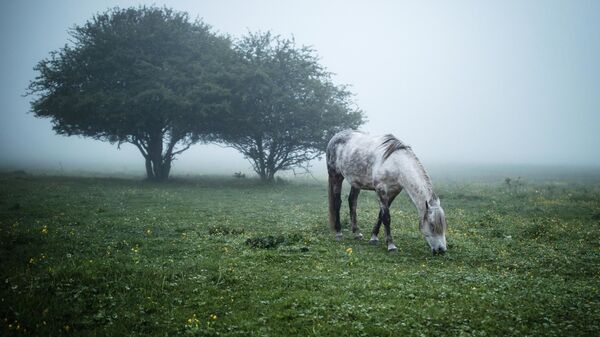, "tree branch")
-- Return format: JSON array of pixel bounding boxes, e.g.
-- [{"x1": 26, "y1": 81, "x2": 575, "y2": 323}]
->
[
  {"x1": 131, "y1": 136, "x2": 149, "y2": 159},
  {"x1": 171, "y1": 142, "x2": 192, "y2": 157}
]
